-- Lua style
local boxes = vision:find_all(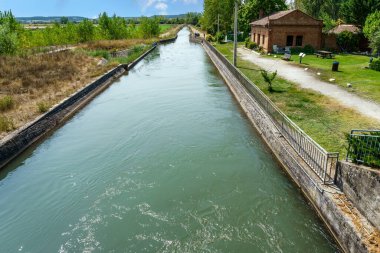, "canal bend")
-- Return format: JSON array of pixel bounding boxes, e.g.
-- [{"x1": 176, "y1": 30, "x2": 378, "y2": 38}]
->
[{"x1": 0, "y1": 29, "x2": 339, "y2": 252}]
